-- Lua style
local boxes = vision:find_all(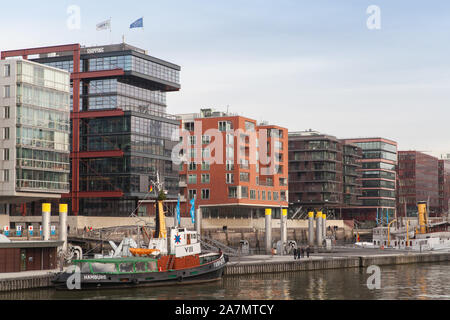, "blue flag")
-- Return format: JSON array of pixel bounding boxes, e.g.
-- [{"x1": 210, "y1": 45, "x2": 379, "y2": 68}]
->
[
  {"x1": 176, "y1": 196, "x2": 181, "y2": 225},
  {"x1": 189, "y1": 197, "x2": 195, "y2": 224},
  {"x1": 130, "y1": 17, "x2": 144, "y2": 29}
]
